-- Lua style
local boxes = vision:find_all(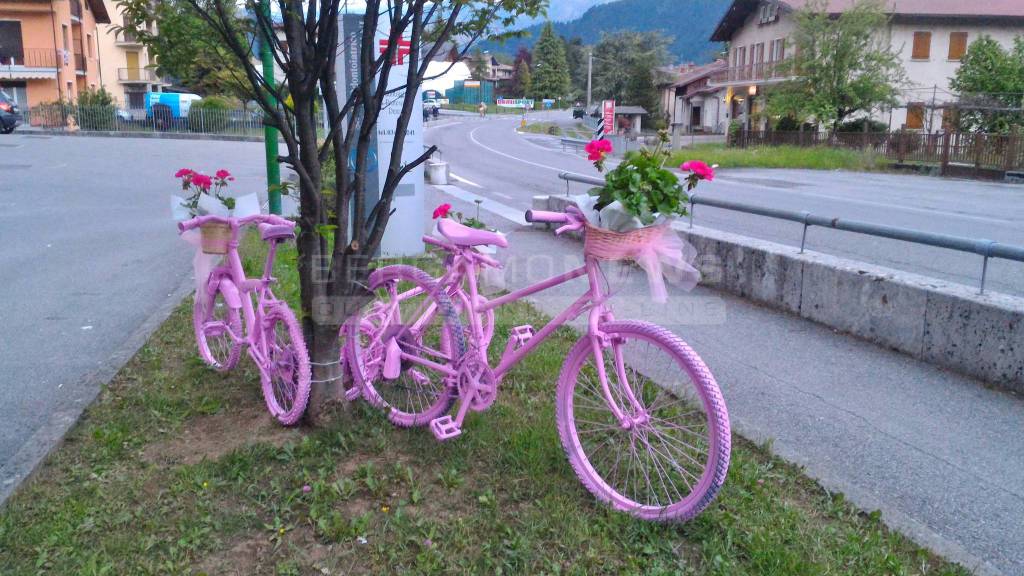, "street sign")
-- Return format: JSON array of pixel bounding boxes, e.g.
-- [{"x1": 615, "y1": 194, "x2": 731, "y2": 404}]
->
[
  {"x1": 337, "y1": 13, "x2": 425, "y2": 257},
  {"x1": 497, "y1": 98, "x2": 534, "y2": 109},
  {"x1": 602, "y1": 100, "x2": 615, "y2": 135}
]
